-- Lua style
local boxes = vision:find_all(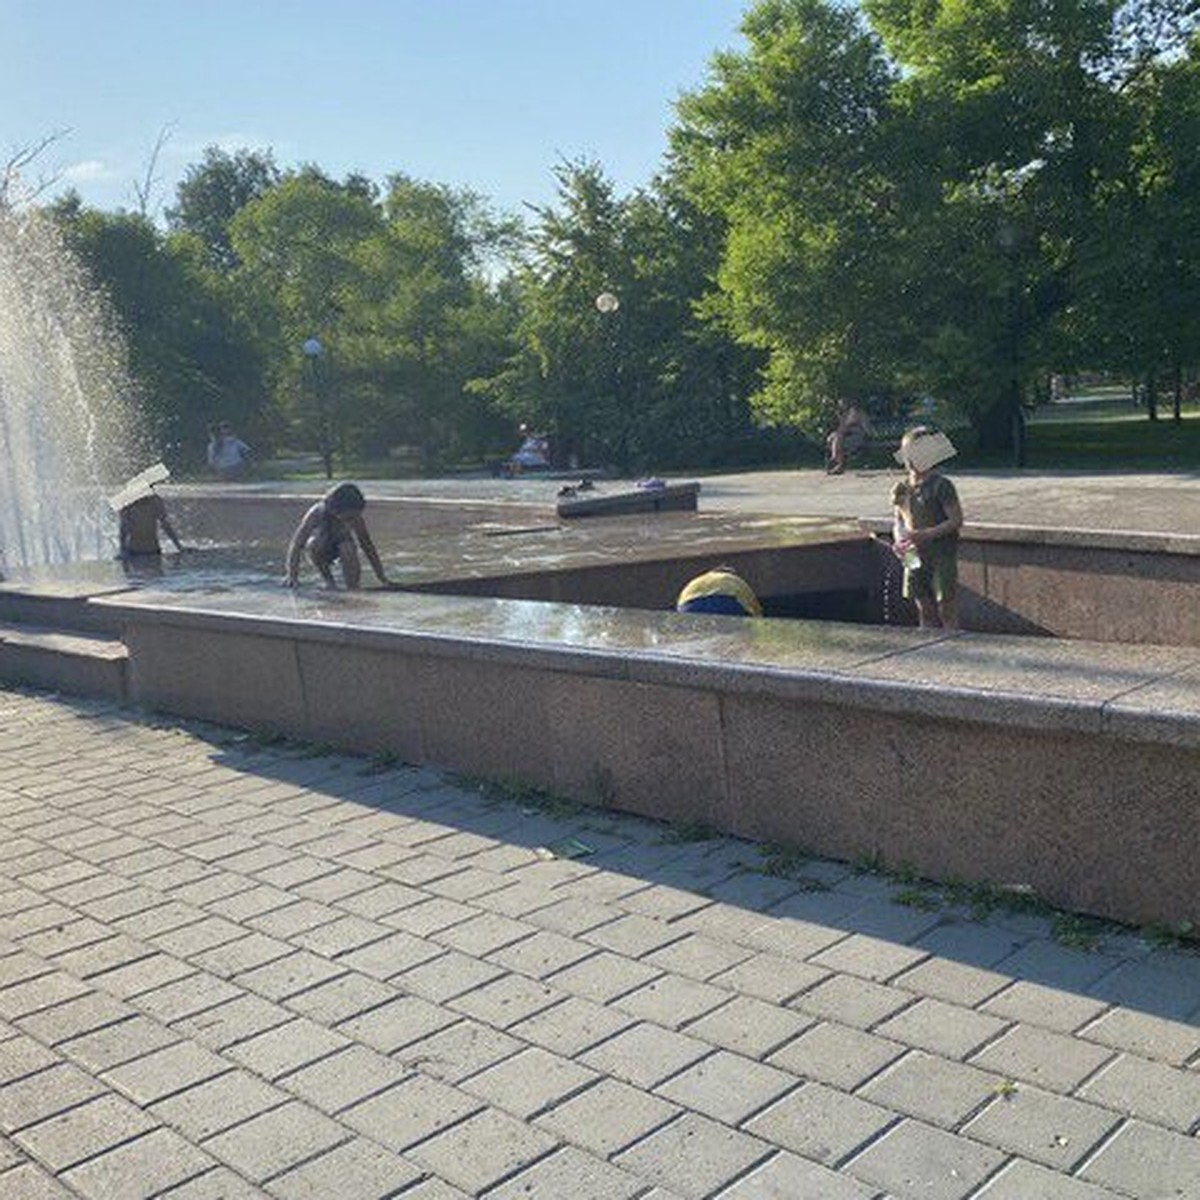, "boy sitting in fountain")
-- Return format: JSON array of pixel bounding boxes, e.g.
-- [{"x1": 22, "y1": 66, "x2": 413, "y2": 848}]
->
[
  {"x1": 110, "y1": 464, "x2": 184, "y2": 558},
  {"x1": 283, "y1": 482, "x2": 392, "y2": 590}
]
